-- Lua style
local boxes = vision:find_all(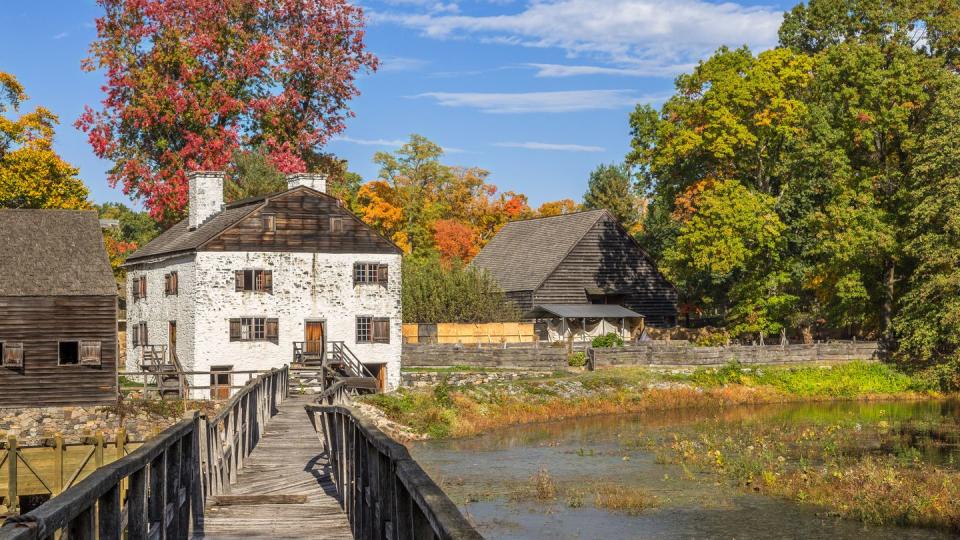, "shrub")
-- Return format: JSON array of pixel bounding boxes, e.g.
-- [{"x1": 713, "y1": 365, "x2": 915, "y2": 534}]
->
[
  {"x1": 568, "y1": 352, "x2": 587, "y2": 368},
  {"x1": 402, "y1": 255, "x2": 521, "y2": 323},
  {"x1": 694, "y1": 329, "x2": 730, "y2": 347},
  {"x1": 591, "y1": 332, "x2": 624, "y2": 348}
]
